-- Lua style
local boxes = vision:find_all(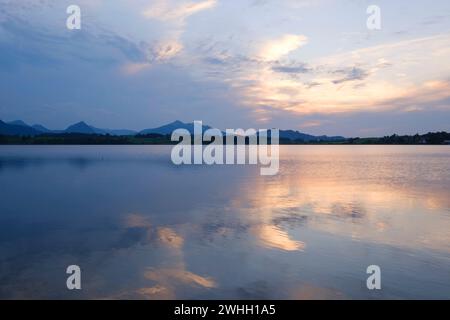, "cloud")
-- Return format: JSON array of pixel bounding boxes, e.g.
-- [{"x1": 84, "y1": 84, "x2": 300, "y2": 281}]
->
[
  {"x1": 259, "y1": 34, "x2": 308, "y2": 61},
  {"x1": 121, "y1": 38, "x2": 184, "y2": 74},
  {"x1": 183, "y1": 23, "x2": 450, "y2": 123},
  {"x1": 272, "y1": 62, "x2": 310, "y2": 74},
  {"x1": 121, "y1": 62, "x2": 151, "y2": 75},
  {"x1": 139, "y1": 0, "x2": 217, "y2": 68},
  {"x1": 0, "y1": 13, "x2": 151, "y2": 72},
  {"x1": 124, "y1": 213, "x2": 151, "y2": 228},
  {"x1": 143, "y1": 0, "x2": 217, "y2": 22},
  {"x1": 2, "y1": 0, "x2": 449, "y2": 134},
  {"x1": 221, "y1": 33, "x2": 450, "y2": 117},
  {"x1": 148, "y1": 40, "x2": 184, "y2": 62},
  {"x1": 332, "y1": 67, "x2": 369, "y2": 84},
  {"x1": 300, "y1": 120, "x2": 325, "y2": 128}
]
